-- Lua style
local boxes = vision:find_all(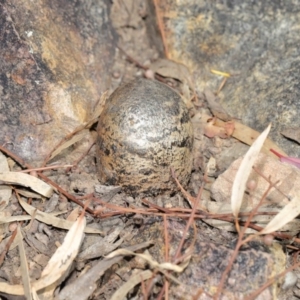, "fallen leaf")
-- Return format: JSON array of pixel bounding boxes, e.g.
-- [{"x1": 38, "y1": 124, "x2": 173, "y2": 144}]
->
[
  {"x1": 18, "y1": 198, "x2": 104, "y2": 235},
  {"x1": 110, "y1": 270, "x2": 153, "y2": 300},
  {"x1": 57, "y1": 242, "x2": 153, "y2": 300},
  {"x1": 0, "y1": 152, "x2": 12, "y2": 210},
  {"x1": 30, "y1": 214, "x2": 86, "y2": 299},
  {"x1": 16, "y1": 226, "x2": 32, "y2": 300},
  {"x1": 202, "y1": 113, "x2": 287, "y2": 157},
  {"x1": 231, "y1": 124, "x2": 271, "y2": 217},
  {"x1": 0, "y1": 172, "x2": 53, "y2": 198},
  {"x1": 260, "y1": 190, "x2": 300, "y2": 234}
]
